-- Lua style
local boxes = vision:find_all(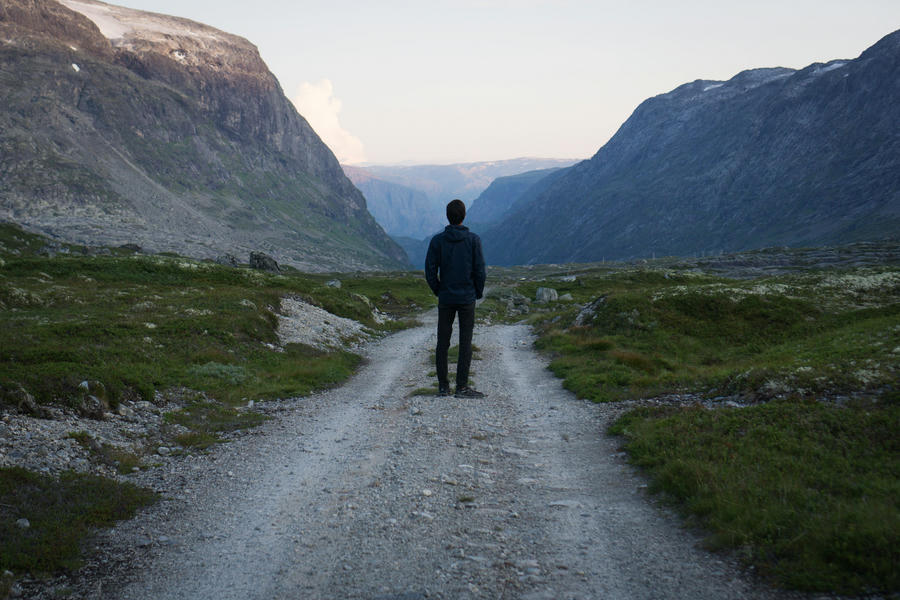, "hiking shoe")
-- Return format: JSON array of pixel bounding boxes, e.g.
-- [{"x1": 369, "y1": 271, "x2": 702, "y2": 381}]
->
[
  {"x1": 454, "y1": 386, "x2": 485, "y2": 398},
  {"x1": 437, "y1": 385, "x2": 451, "y2": 397}
]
